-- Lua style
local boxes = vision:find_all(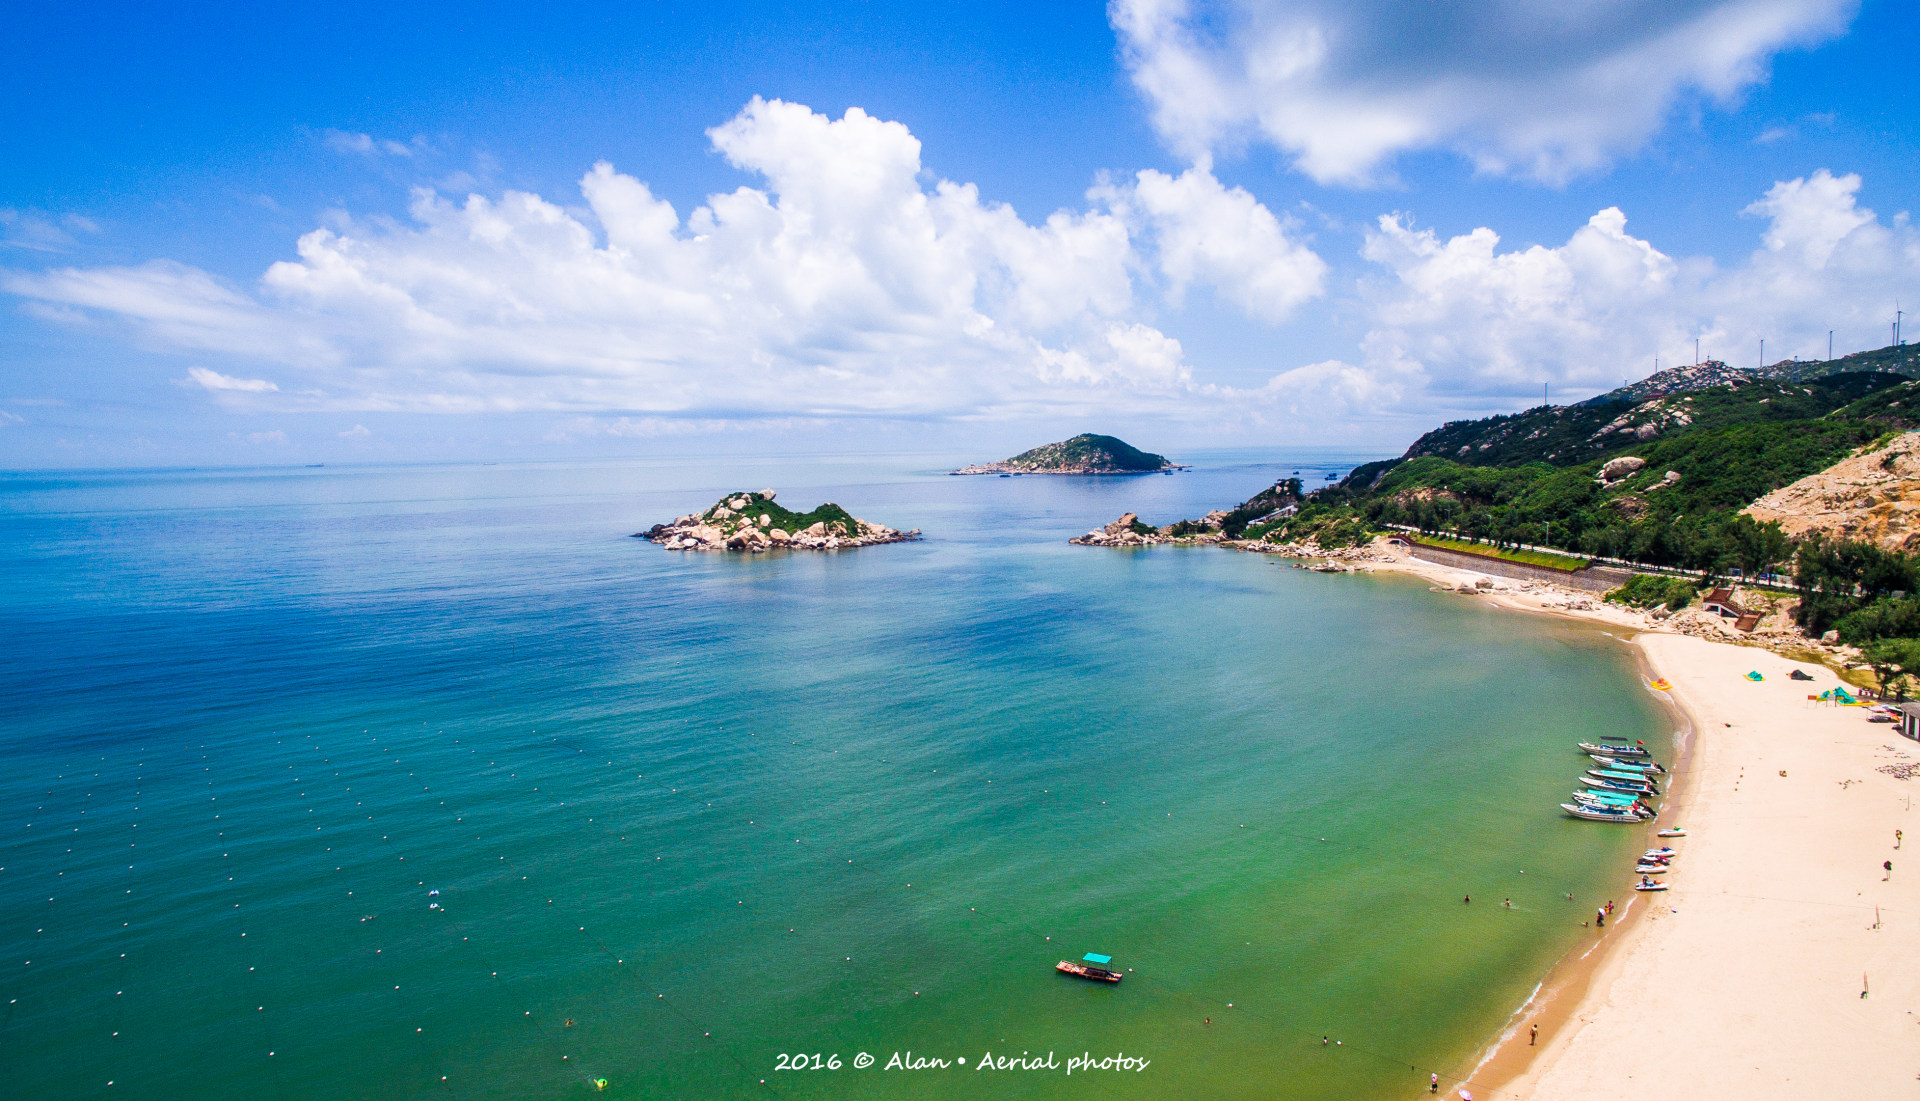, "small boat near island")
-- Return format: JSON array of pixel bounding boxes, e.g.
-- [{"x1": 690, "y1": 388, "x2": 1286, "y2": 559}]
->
[
  {"x1": 1057, "y1": 952, "x2": 1123, "y2": 983},
  {"x1": 1657, "y1": 828, "x2": 1687, "y2": 837},
  {"x1": 1634, "y1": 877, "x2": 1669, "y2": 892}
]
